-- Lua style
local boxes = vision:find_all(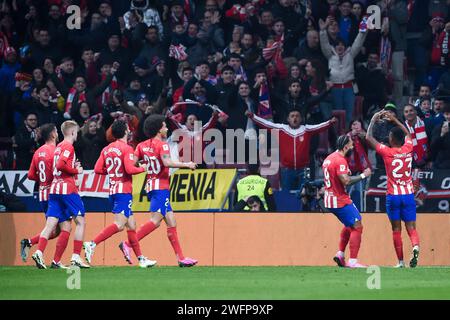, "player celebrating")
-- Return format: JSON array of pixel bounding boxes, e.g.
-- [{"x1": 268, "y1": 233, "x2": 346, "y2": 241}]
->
[
  {"x1": 366, "y1": 110, "x2": 420, "y2": 268},
  {"x1": 31, "y1": 120, "x2": 89, "y2": 269},
  {"x1": 118, "y1": 114, "x2": 198, "y2": 267},
  {"x1": 83, "y1": 120, "x2": 157, "y2": 268},
  {"x1": 322, "y1": 135, "x2": 372, "y2": 268},
  {"x1": 20, "y1": 124, "x2": 64, "y2": 266}
]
